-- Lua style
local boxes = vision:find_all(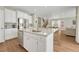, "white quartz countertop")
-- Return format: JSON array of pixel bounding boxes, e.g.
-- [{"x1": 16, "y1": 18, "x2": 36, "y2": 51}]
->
[{"x1": 19, "y1": 28, "x2": 58, "y2": 36}]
